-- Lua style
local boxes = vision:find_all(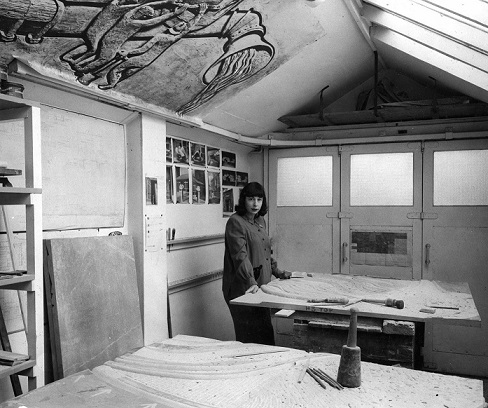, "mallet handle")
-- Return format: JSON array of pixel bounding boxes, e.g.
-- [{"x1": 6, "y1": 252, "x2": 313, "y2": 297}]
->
[{"x1": 346, "y1": 307, "x2": 358, "y2": 348}]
